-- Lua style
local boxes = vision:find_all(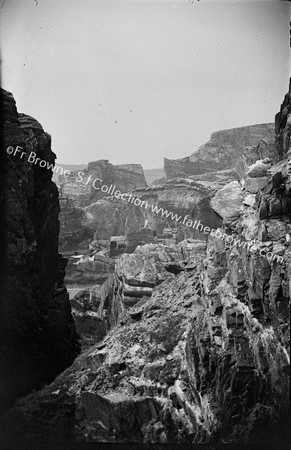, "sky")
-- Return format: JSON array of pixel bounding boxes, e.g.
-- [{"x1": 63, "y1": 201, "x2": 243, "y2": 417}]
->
[{"x1": 0, "y1": 0, "x2": 290, "y2": 169}]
